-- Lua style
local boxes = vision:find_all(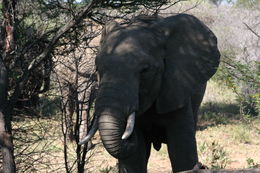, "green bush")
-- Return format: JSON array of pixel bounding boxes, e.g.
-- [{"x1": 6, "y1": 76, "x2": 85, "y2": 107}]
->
[
  {"x1": 199, "y1": 141, "x2": 229, "y2": 169},
  {"x1": 213, "y1": 50, "x2": 259, "y2": 117},
  {"x1": 247, "y1": 158, "x2": 260, "y2": 168}
]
